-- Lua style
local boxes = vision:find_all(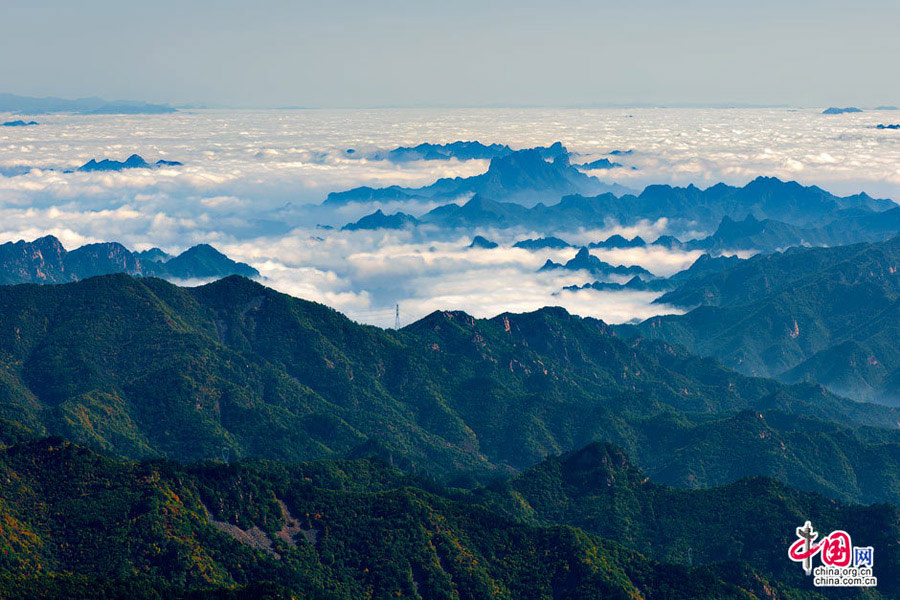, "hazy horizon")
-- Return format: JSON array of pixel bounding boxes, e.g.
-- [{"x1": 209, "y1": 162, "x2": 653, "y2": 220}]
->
[
  {"x1": 3, "y1": 0, "x2": 899, "y2": 109},
  {"x1": 5, "y1": 94, "x2": 892, "y2": 111}
]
